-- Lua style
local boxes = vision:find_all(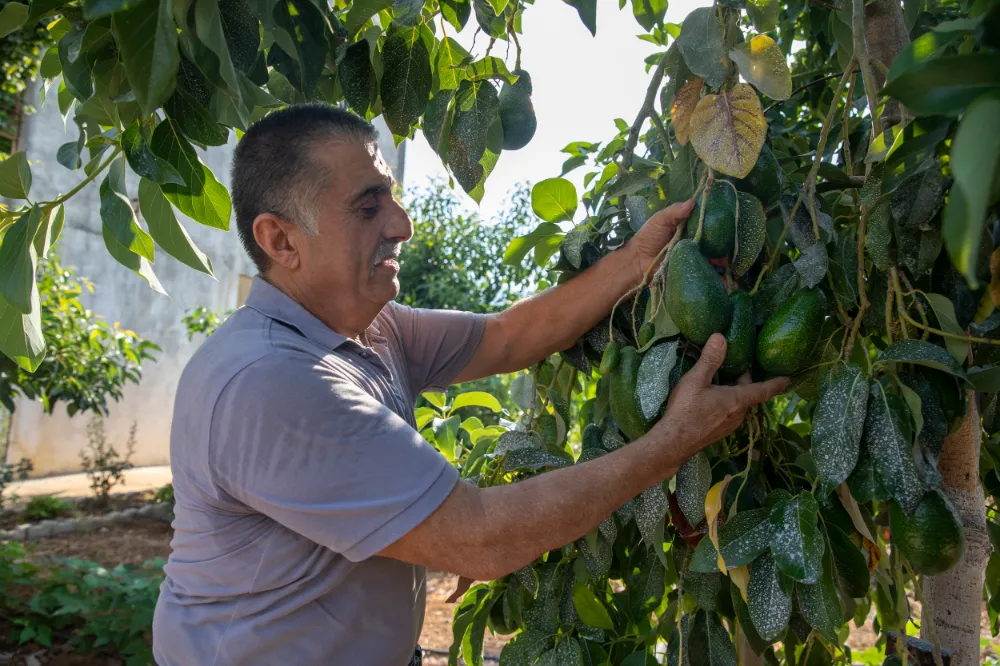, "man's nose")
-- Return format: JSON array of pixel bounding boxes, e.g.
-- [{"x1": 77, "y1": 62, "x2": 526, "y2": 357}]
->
[{"x1": 386, "y1": 200, "x2": 414, "y2": 243}]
